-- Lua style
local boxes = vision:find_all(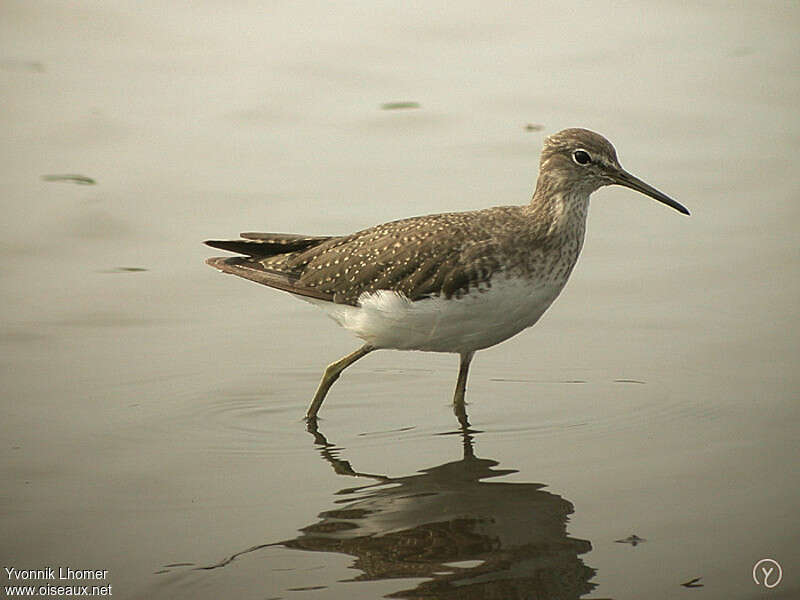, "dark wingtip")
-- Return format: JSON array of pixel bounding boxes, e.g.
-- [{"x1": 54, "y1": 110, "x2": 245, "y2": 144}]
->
[{"x1": 204, "y1": 239, "x2": 263, "y2": 255}]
